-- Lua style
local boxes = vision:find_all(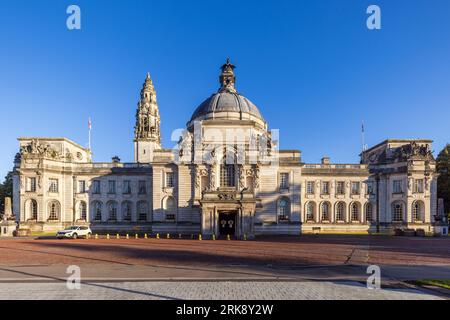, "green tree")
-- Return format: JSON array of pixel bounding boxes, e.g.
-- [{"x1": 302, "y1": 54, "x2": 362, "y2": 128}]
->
[
  {"x1": 436, "y1": 144, "x2": 450, "y2": 216},
  {"x1": 0, "y1": 171, "x2": 13, "y2": 214}
]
